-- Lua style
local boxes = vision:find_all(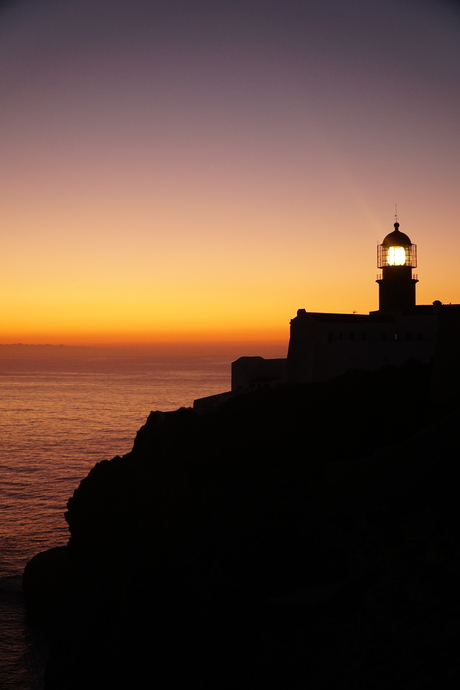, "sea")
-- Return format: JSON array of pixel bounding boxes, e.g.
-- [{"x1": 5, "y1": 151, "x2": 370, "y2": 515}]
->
[{"x1": 0, "y1": 342, "x2": 284, "y2": 688}]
